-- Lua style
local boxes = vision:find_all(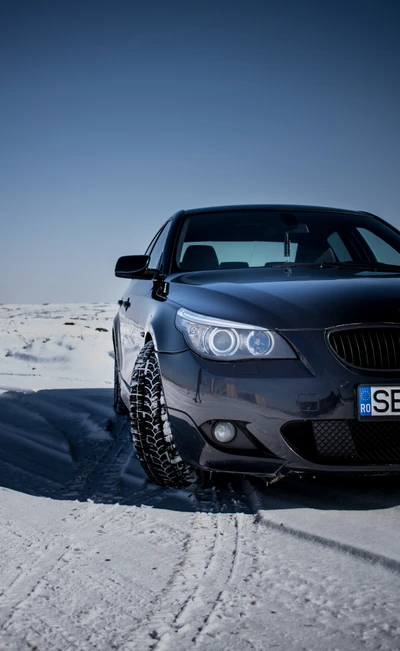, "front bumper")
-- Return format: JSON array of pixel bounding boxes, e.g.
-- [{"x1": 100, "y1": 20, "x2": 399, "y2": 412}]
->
[{"x1": 158, "y1": 334, "x2": 400, "y2": 477}]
